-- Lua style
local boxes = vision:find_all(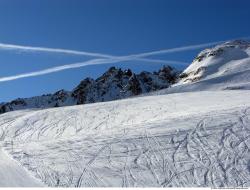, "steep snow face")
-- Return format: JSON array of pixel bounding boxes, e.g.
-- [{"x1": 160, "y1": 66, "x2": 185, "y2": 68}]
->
[
  {"x1": 0, "y1": 90, "x2": 250, "y2": 187},
  {"x1": 0, "y1": 66, "x2": 177, "y2": 114},
  {"x1": 179, "y1": 40, "x2": 250, "y2": 86}
]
